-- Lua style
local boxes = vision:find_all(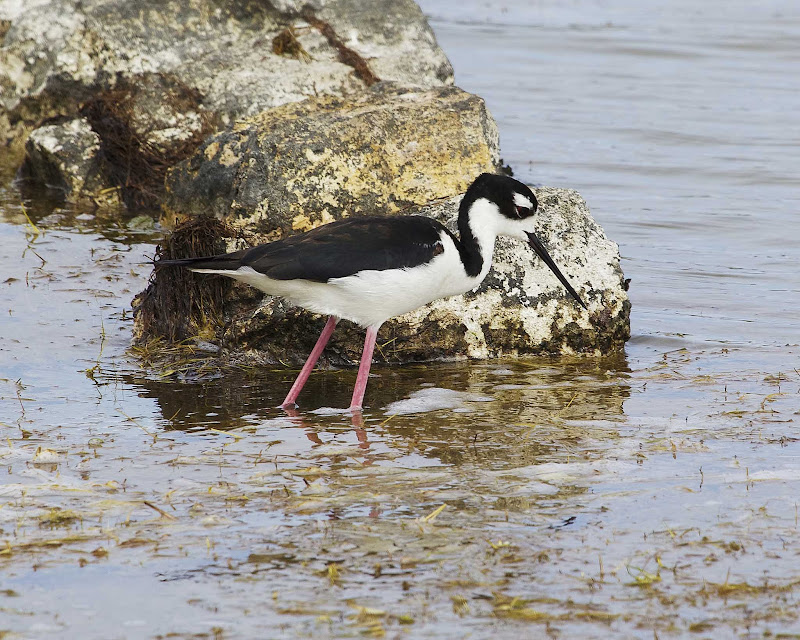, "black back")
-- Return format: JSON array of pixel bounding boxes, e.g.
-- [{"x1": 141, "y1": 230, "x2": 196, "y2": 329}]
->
[{"x1": 239, "y1": 216, "x2": 446, "y2": 282}]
